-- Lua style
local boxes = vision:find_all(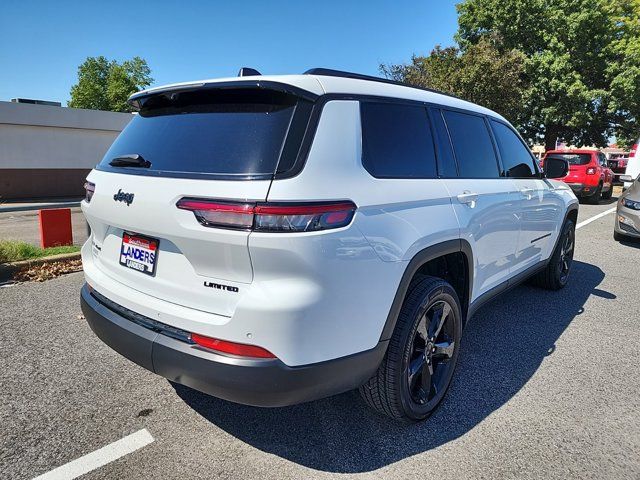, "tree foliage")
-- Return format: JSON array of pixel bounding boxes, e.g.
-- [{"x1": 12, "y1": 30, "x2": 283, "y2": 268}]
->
[
  {"x1": 68, "y1": 56, "x2": 153, "y2": 112},
  {"x1": 381, "y1": 36, "x2": 527, "y2": 125},
  {"x1": 384, "y1": 0, "x2": 640, "y2": 149}
]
